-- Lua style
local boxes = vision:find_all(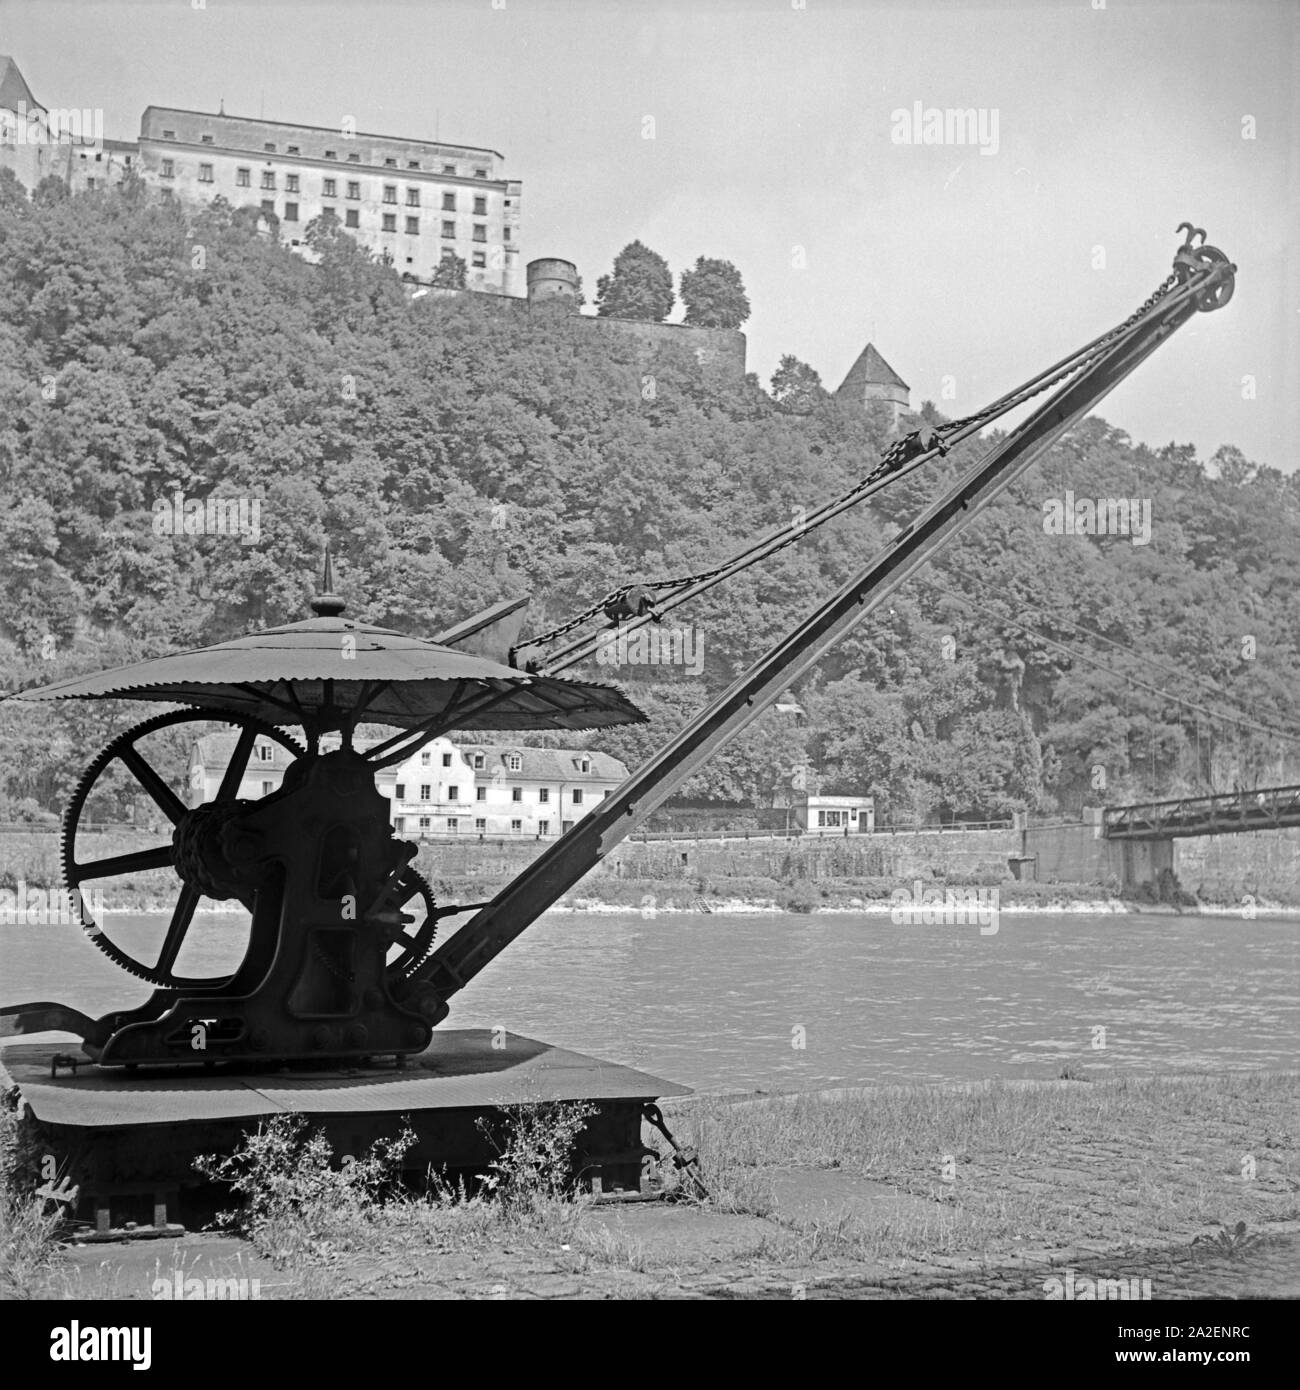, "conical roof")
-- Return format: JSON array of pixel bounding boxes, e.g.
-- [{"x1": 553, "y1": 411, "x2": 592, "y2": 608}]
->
[
  {"x1": 0, "y1": 56, "x2": 41, "y2": 115},
  {"x1": 837, "y1": 342, "x2": 909, "y2": 394},
  {"x1": 9, "y1": 611, "x2": 645, "y2": 735}
]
